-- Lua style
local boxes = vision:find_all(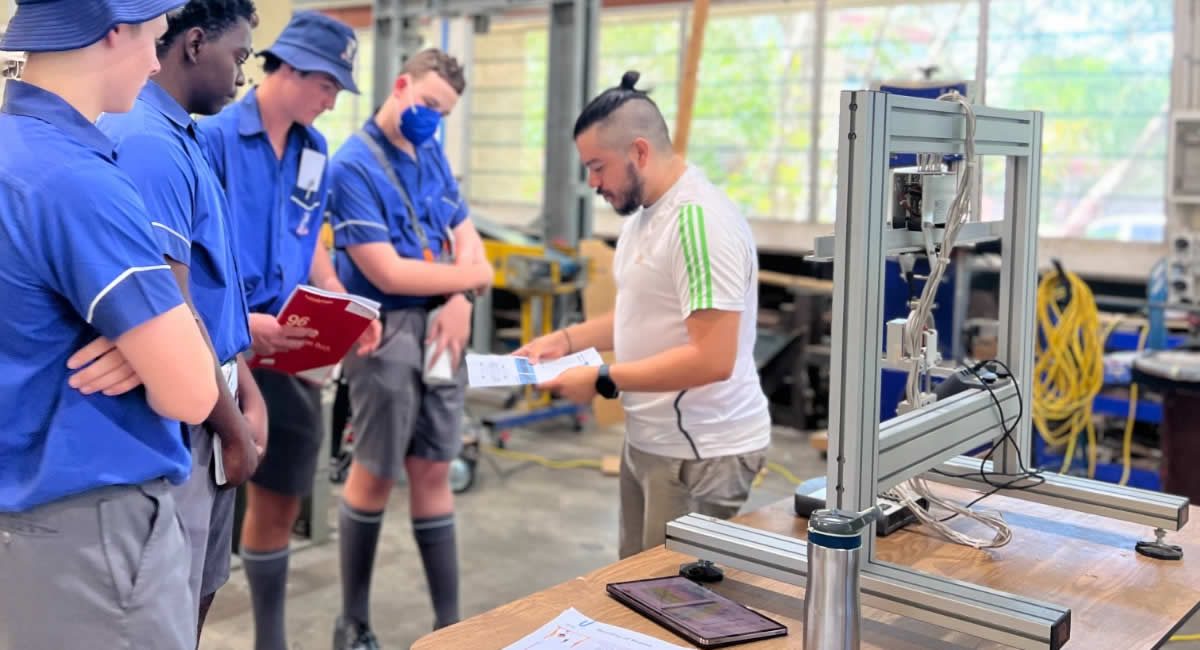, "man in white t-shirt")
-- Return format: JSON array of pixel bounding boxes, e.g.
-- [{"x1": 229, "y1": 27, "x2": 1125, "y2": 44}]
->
[{"x1": 519, "y1": 70, "x2": 771, "y2": 558}]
